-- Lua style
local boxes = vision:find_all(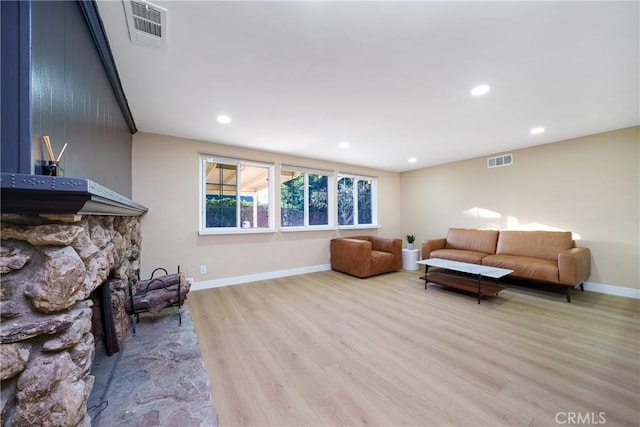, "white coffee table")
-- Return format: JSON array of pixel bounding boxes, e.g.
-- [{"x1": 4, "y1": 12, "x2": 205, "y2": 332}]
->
[{"x1": 417, "y1": 258, "x2": 513, "y2": 304}]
